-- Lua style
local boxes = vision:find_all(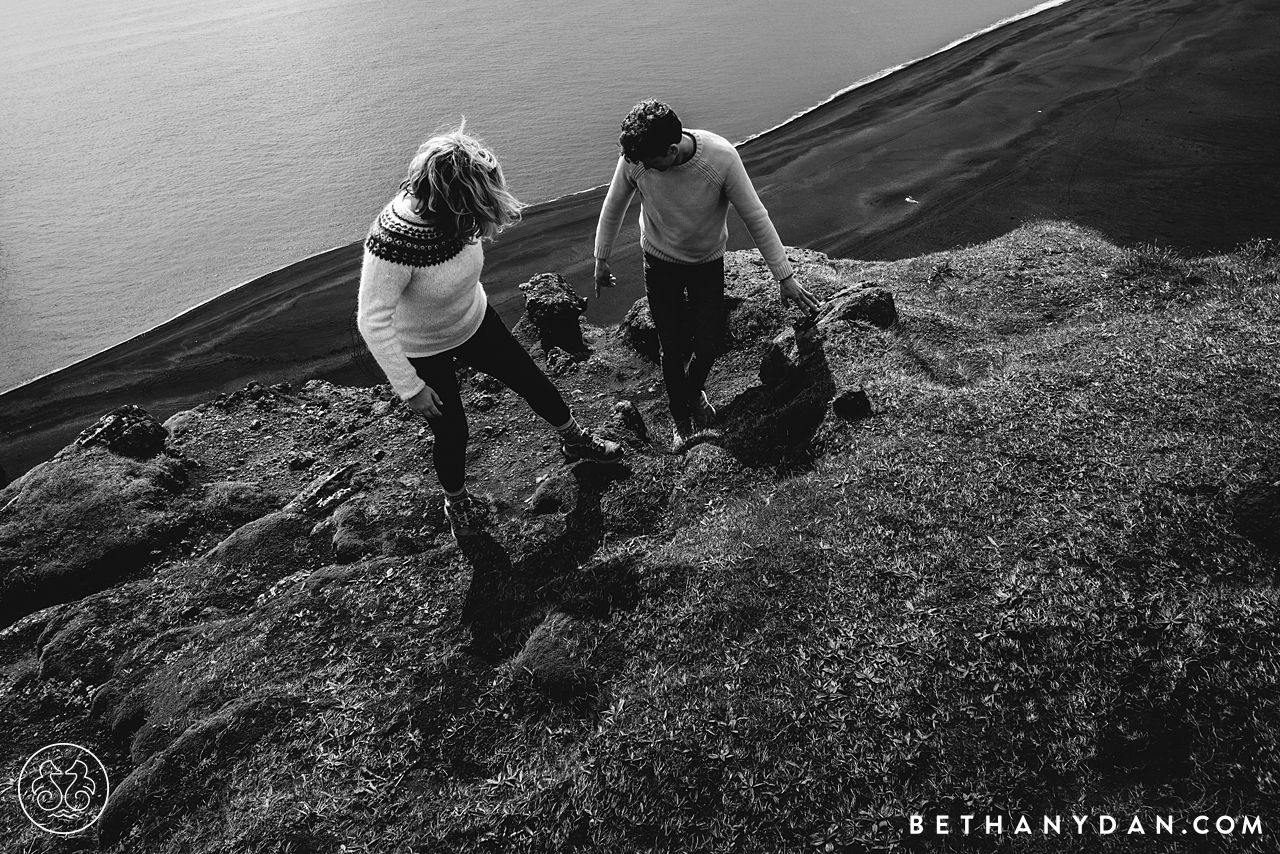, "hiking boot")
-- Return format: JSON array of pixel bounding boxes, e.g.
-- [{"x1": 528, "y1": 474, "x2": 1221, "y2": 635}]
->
[
  {"x1": 444, "y1": 493, "x2": 490, "y2": 539},
  {"x1": 692, "y1": 390, "x2": 718, "y2": 429},
  {"x1": 561, "y1": 429, "x2": 624, "y2": 463}
]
